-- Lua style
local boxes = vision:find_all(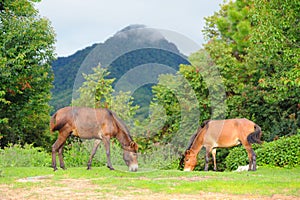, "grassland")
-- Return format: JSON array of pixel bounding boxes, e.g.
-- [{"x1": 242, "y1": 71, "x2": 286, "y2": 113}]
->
[{"x1": 0, "y1": 166, "x2": 299, "y2": 199}]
